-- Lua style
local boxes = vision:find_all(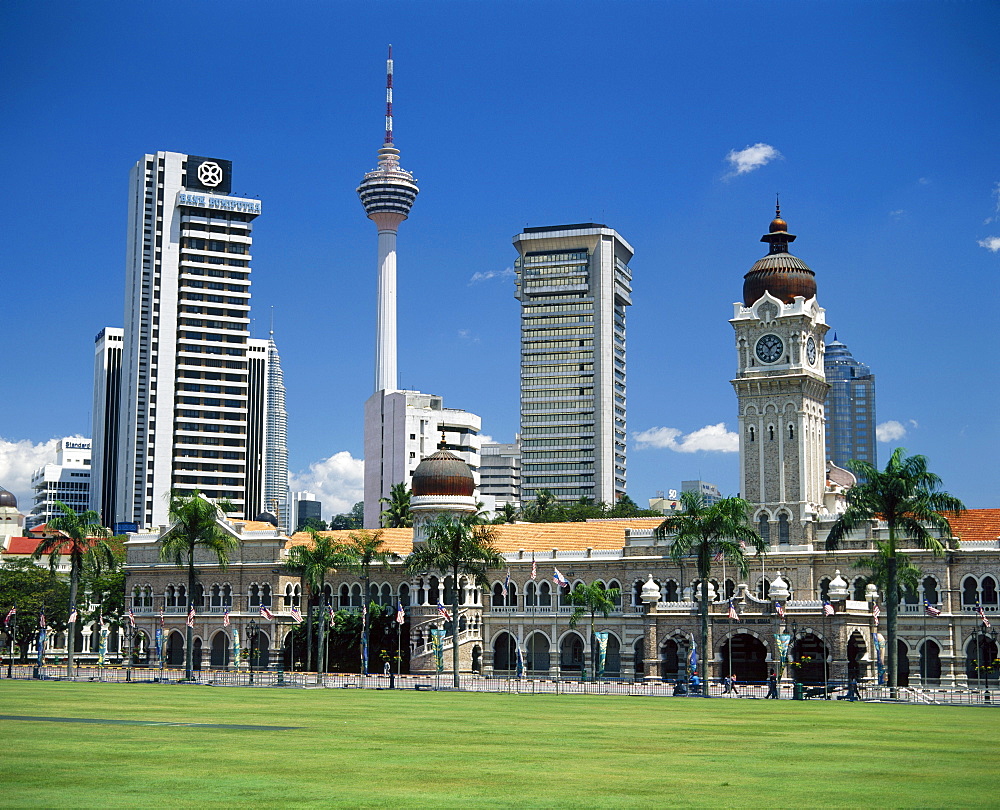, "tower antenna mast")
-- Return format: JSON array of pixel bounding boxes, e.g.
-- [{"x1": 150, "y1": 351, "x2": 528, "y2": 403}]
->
[{"x1": 385, "y1": 45, "x2": 394, "y2": 145}]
